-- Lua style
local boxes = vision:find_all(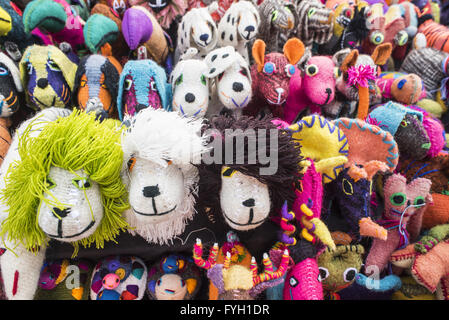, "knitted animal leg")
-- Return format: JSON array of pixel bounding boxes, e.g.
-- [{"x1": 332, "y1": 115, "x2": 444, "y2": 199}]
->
[
  {"x1": 390, "y1": 244, "x2": 417, "y2": 269},
  {"x1": 365, "y1": 230, "x2": 401, "y2": 273},
  {"x1": 283, "y1": 257, "x2": 323, "y2": 300},
  {"x1": 412, "y1": 241, "x2": 449, "y2": 293},
  {"x1": 0, "y1": 241, "x2": 46, "y2": 300},
  {"x1": 356, "y1": 86, "x2": 369, "y2": 120}
]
